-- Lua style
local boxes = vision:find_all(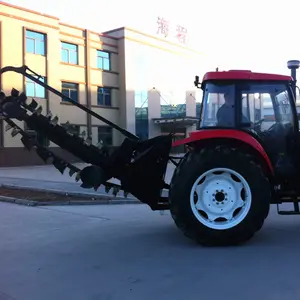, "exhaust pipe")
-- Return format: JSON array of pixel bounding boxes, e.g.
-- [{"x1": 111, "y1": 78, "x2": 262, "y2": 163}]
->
[{"x1": 287, "y1": 60, "x2": 300, "y2": 100}]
